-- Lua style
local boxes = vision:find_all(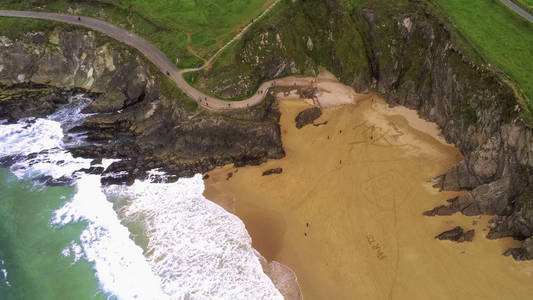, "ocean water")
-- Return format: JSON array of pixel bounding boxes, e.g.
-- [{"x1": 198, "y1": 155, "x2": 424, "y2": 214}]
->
[{"x1": 0, "y1": 96, "x2": 282, "y2": 299}]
